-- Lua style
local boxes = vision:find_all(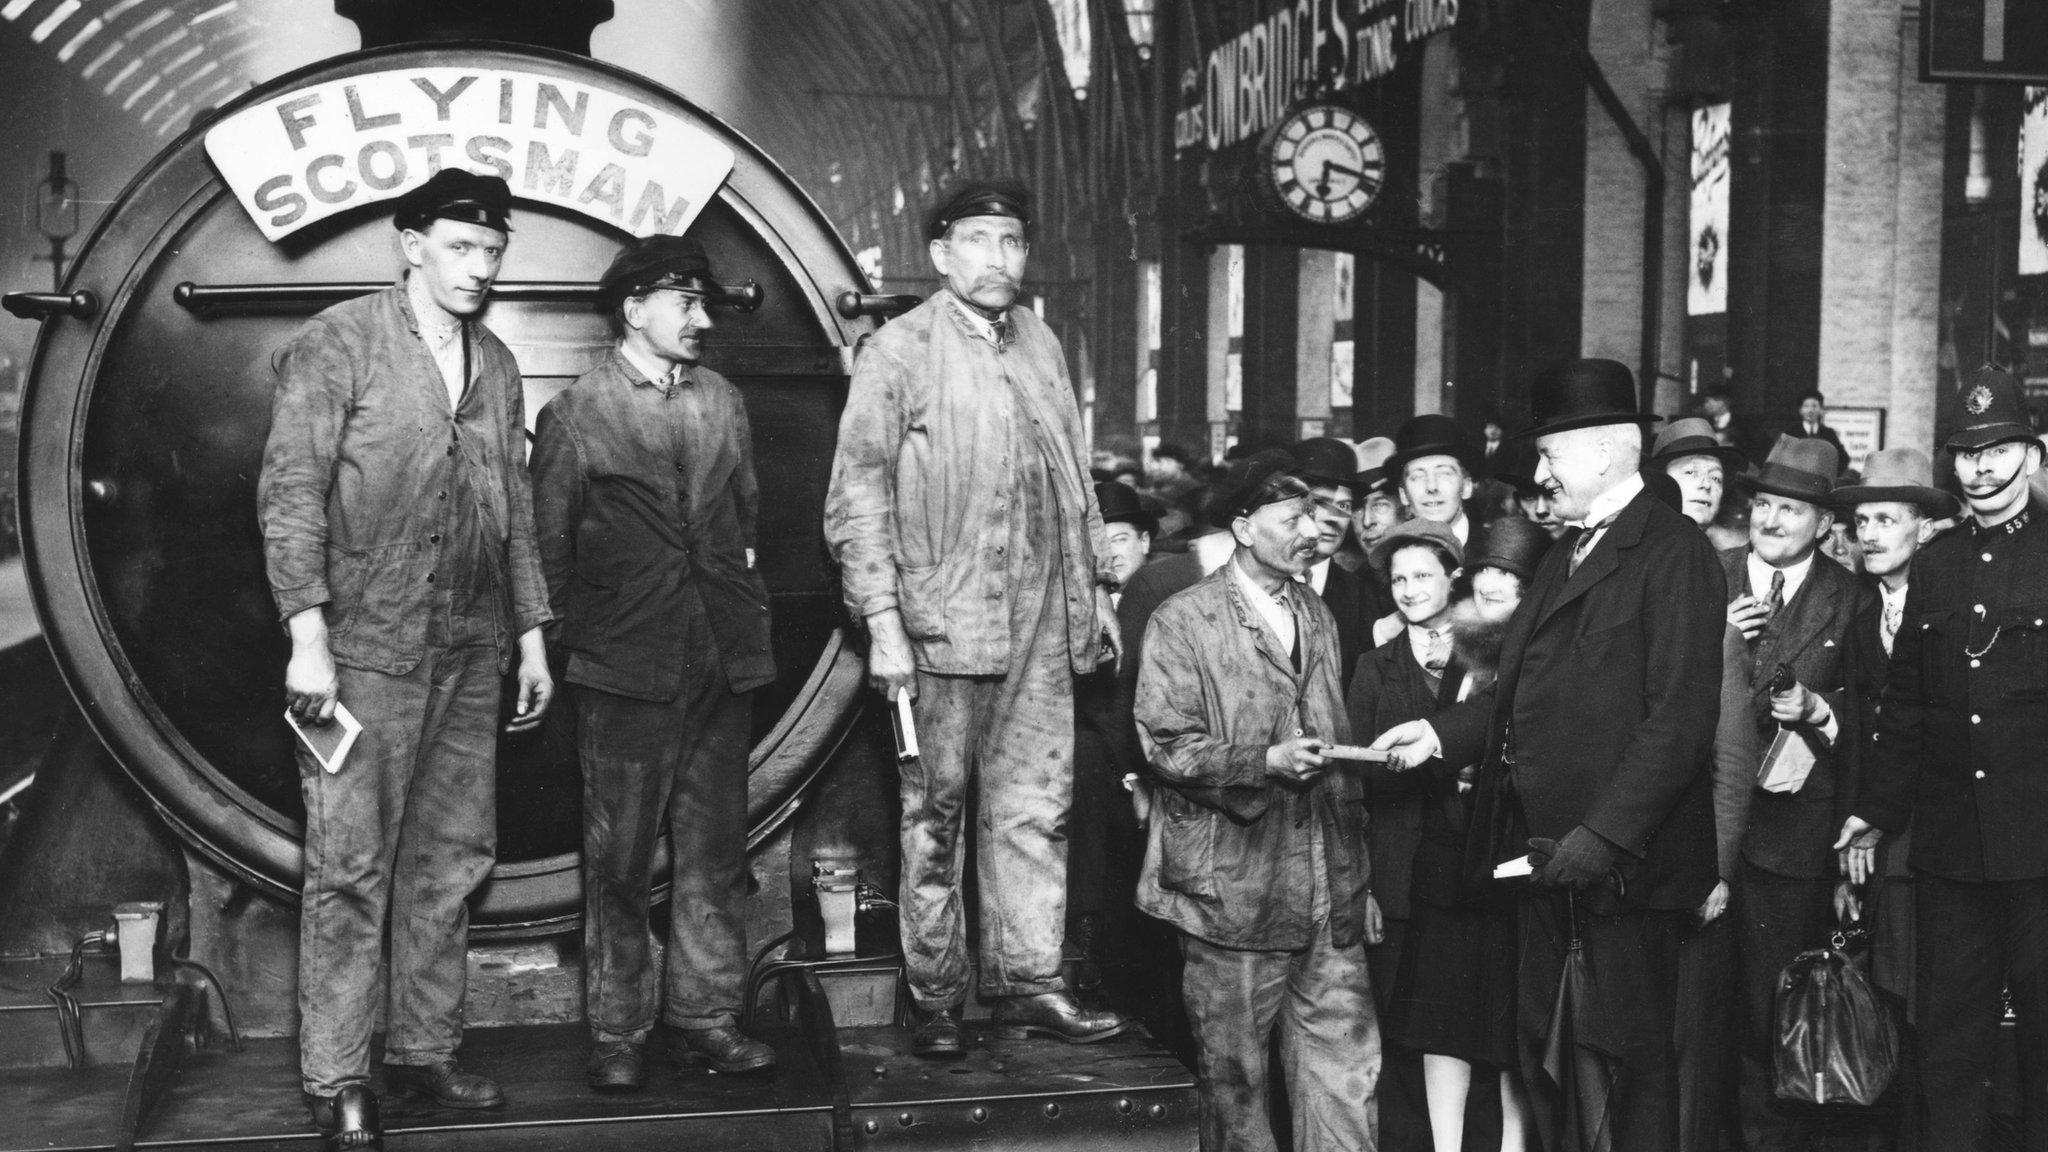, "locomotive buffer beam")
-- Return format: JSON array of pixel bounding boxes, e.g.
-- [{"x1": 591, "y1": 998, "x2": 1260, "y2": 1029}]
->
[{"x1": 171, "y1": 279, "x2": 764, "y2": 314}]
